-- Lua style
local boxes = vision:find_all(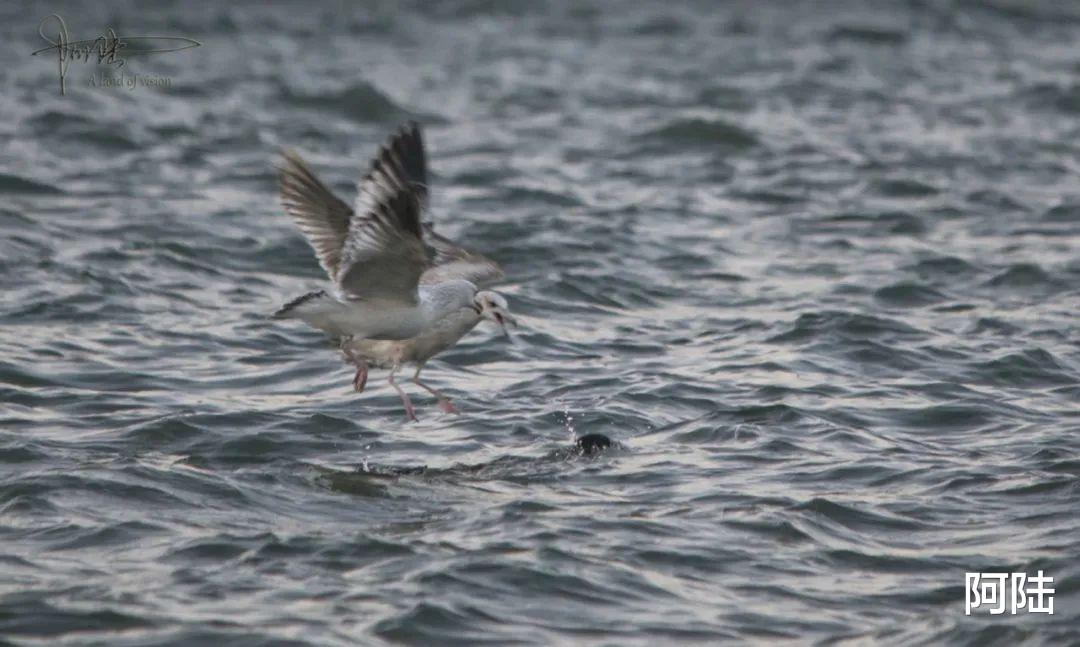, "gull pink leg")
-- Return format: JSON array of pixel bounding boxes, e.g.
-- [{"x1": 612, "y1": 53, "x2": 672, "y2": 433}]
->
[
  {"x1": 412, "y1": 364, "x2": 457, "y2": 414},
  {"x1": 341, "y1": 345, "x2": 369, "y2": 393},
  {"x1": 389, "y1": 366, "x2": 417, "y2": 422},
  {"x1": 353, "y1": 362, "x2": 368, "y2": 392}
]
